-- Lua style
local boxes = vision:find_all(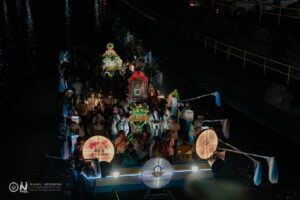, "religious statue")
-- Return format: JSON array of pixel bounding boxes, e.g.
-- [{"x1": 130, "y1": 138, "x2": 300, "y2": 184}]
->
[{"x1": 102, "y1": 43, "x2": 124, "y2": 77}]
